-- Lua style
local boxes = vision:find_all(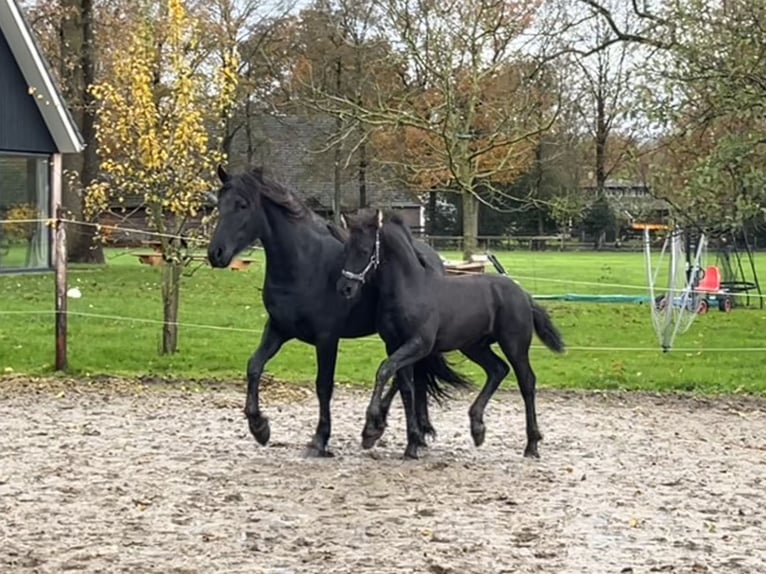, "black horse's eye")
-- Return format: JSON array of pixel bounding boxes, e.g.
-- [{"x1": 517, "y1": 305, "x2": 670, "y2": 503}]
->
[{"x1": 234, "y1": 199, "x2": 248, "y2": 211}]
